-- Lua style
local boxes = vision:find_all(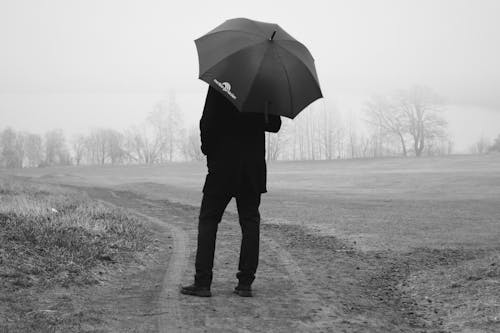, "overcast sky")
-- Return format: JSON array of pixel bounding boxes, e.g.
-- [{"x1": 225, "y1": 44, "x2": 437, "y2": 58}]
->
[{"x1": 1, "y1": 0, "x2": 499, "y2": 152}]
